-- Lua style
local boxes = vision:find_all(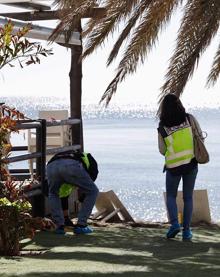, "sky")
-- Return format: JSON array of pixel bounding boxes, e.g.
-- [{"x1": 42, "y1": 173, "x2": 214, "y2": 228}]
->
[{"x1": 1, "y1": 3, "x2": 220, "y2": 108}]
